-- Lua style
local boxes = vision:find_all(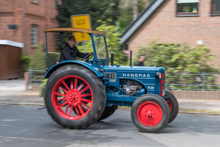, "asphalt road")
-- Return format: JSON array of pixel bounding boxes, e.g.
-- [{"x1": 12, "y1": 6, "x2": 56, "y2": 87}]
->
[{"x1": 0, "y1": 105, "x2": 220, "y2": 147}]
